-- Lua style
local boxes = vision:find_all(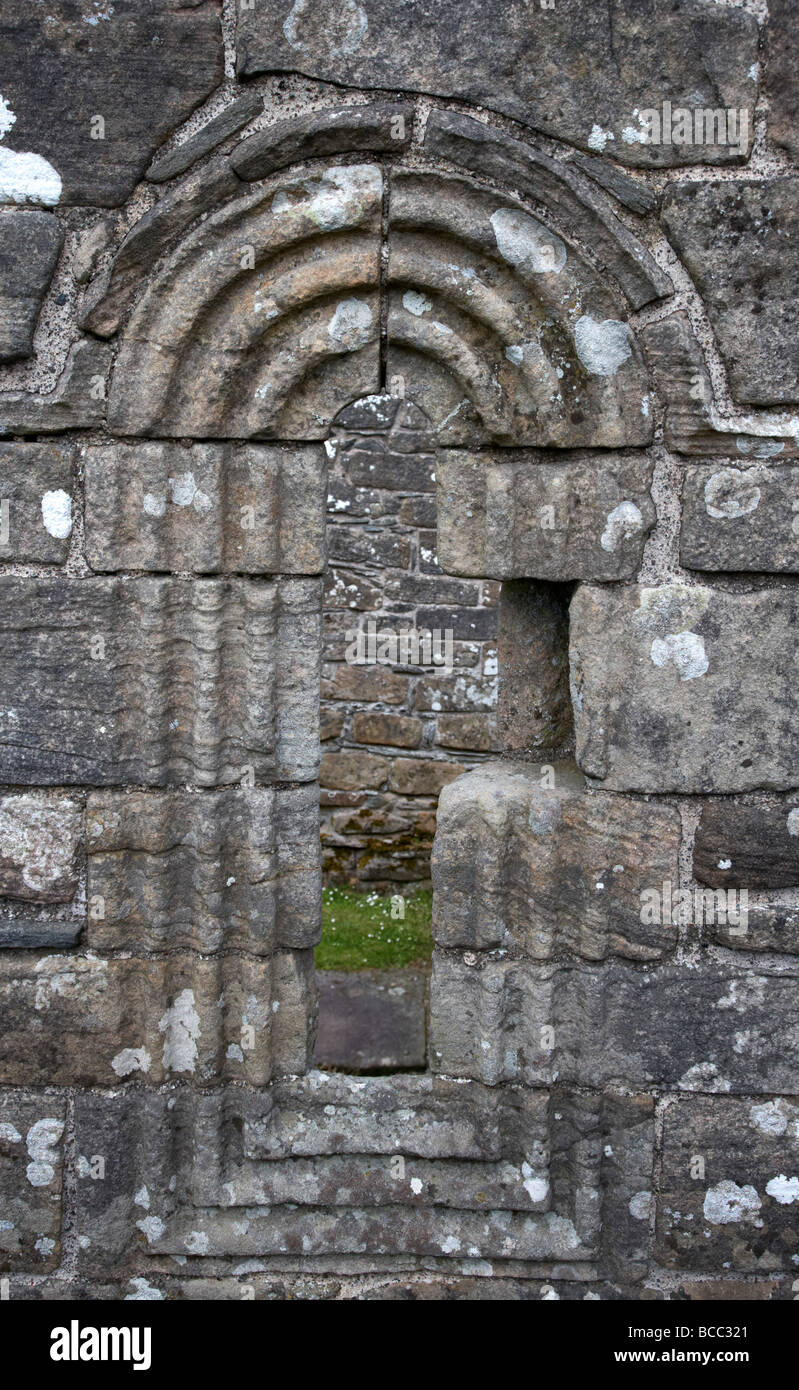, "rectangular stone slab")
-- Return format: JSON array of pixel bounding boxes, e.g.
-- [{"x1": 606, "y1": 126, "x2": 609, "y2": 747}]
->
[
  {"x1": 681, "y1": 463, "x2": 799, "y2": 572},
  {"x1": 85, "y1": 442, "x2": 326, "y2": 574},
  {"x1": 570, "y1": 583, "x2": 799, "y2": 793},
  {"x1": 86, "y1": 786, "x2": 320, "y2": 954},
  {"x1": 0, "y1": 1093, "x2": 65, "y2": 1272},
  {"x1": 0, "y1": 444, "x2": 73, "y2": 563},
  {"x1": 0, "y1": 576, "x2": 321, "y2": 786},
  {"x1": 437, "y1": 451, "x2": 655, "y2": 580}
]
